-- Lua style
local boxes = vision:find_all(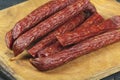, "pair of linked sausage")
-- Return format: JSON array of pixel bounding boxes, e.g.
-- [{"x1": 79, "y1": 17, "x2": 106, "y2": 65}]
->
[
  {"x1": 5, "y1": 0, "x2": 80, "y2": 50},
  {"x1": 36, "y1": 12, "x2": 104, "y2": 58},
  {"x1": 13, "y1": 0, "x2": 89, "y2": 56},
  {"x1": 31, "y1": 29, "x2": 120, "y2": 71},
  {"x1": 56, "y1": 16, "x2": 120, "y2": 46}
]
